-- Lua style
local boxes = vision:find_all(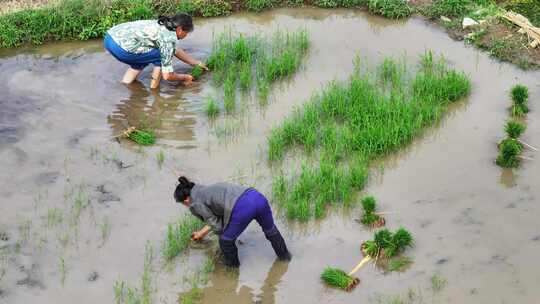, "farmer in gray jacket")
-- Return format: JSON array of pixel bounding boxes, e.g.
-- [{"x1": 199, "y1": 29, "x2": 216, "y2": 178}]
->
[{"x1": 174, "y1": 176, "x2": 291, "y2": 267}]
